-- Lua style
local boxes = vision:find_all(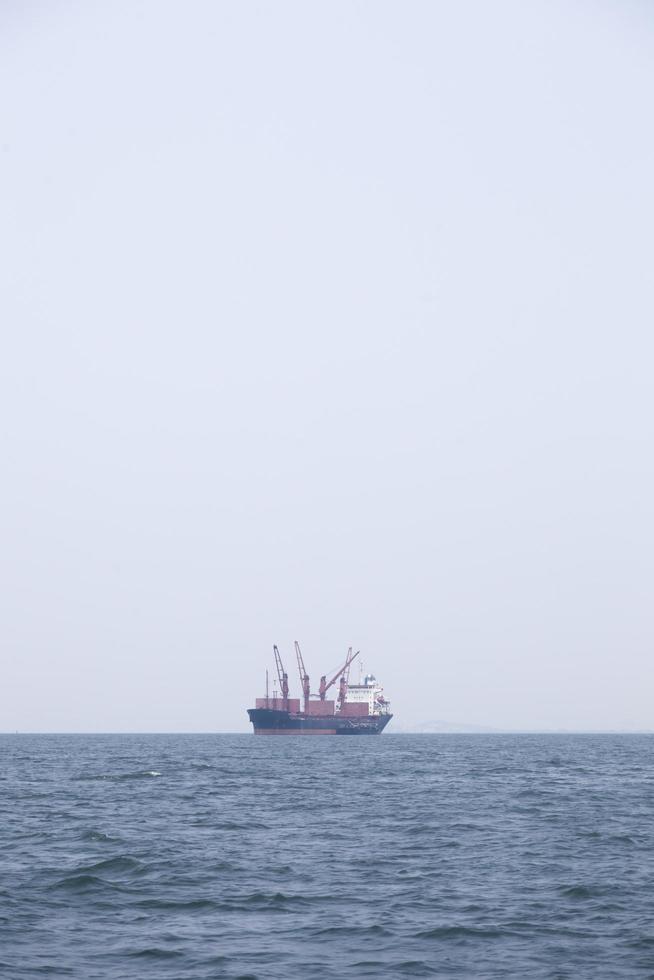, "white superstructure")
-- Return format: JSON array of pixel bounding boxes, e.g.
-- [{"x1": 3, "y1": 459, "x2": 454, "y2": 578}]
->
[{"x1": 342, "y1": 673, "x2": 391, "y2": 716}]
